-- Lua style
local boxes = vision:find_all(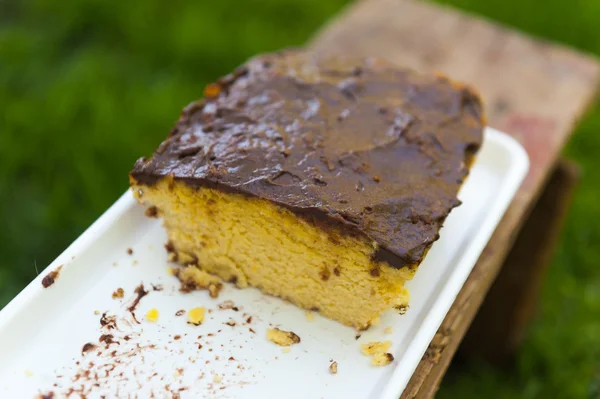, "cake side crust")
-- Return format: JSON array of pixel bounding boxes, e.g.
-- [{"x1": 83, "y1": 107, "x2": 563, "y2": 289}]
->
[{"x1": 132, "y1": 177, "x2": 413, "y2": 329}]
